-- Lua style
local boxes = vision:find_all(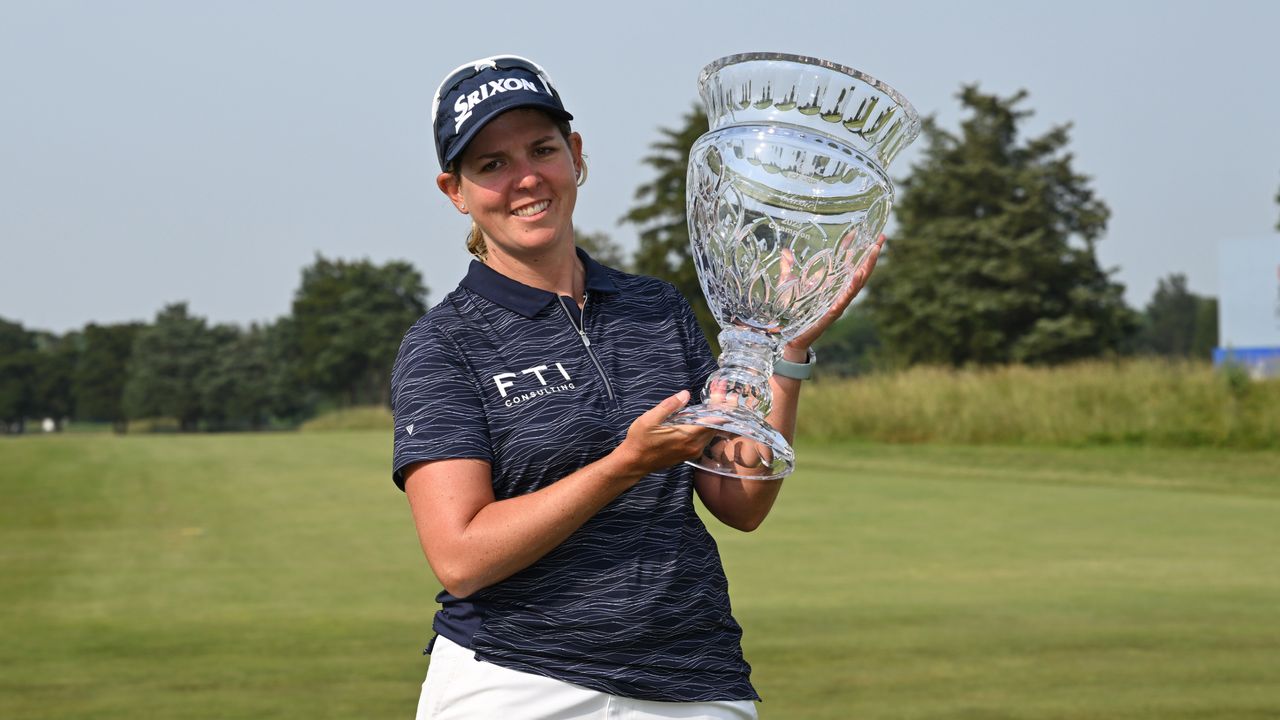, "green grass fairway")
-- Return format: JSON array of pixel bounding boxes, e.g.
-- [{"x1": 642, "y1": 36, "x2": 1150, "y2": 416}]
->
[{"x1": 2, "y1": 434, "x2": 1278, "y2": 719}]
